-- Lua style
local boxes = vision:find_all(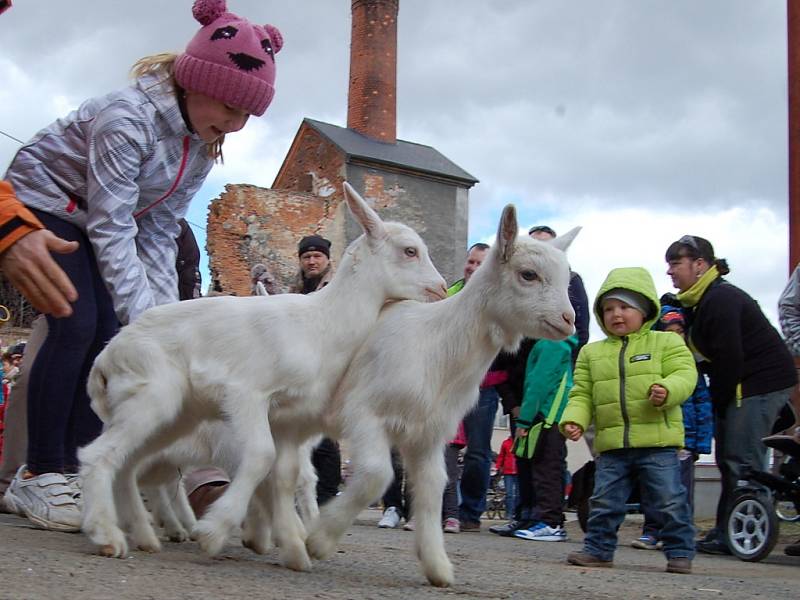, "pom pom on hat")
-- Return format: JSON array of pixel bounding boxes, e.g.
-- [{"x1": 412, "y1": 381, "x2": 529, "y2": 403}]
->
[
  {"x1": 176, "y1": 0, "x2": 282, "y2": 117},
  {"x1": 192, "y1": 0, "x2": 227, "y2": 26}
]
